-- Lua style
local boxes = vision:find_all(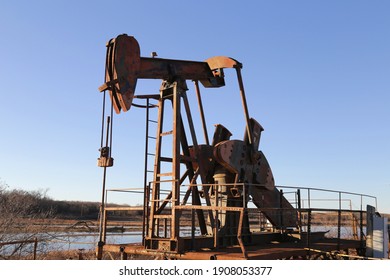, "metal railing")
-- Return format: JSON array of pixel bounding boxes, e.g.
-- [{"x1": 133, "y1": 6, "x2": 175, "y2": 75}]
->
[
  {"x1": 0, "y1": 238, "x2": 38, "y2": 260},
  {"x1": 98, "y1": 182, "x2": 377, "y2": 258}
]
